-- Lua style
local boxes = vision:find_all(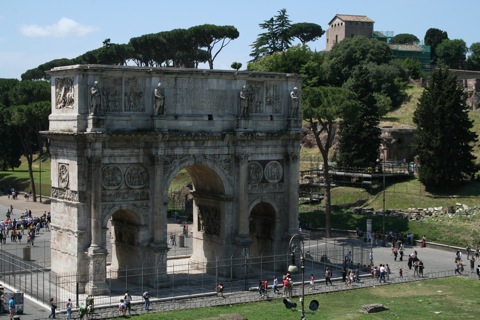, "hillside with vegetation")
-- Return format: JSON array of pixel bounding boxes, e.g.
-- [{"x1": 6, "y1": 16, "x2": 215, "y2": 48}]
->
[{"x1": 300, "y1": 82, "x2": 480, "y2": 247}]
